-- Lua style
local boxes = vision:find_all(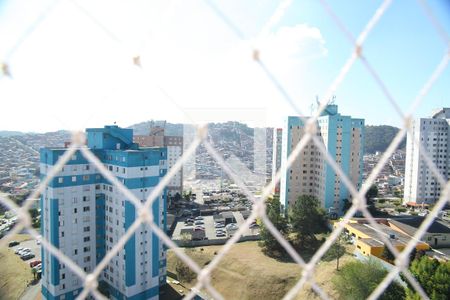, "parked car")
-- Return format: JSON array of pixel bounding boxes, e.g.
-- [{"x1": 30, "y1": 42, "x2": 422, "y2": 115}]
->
[
  {"x1": 33, "y1": 263, "x2": 42, "y2": 271},
  {"x1": 226, "y1": 223, "x2": 238, "y2": 230},
  {"x1": 194, "y1": 216, "x2": 204, "y2": 221},
  {"x1": 30, "y1": 260, "x2": 41, "y2": 268},
  {"x1": 21, "y1": 253, "x2": 35, "y2": 260},
  {"x1": 194, "y1": 220, "x2": 204, "y2": 226},
  {"x1": 216, "y1": 232, "x2": 226, "y2": 237},
  {"x1": 17, "y1": 248, "x2": 31, "y2": 256},
  {"x1": 215, "y1": 223, "x2": 225, "y2": 228},
  {"x1": 8, "y1": 241, "x2": 19, "y2": 247},
  {"x1": 14, "y1": 247, "x2": 24, "y2": 254}
]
